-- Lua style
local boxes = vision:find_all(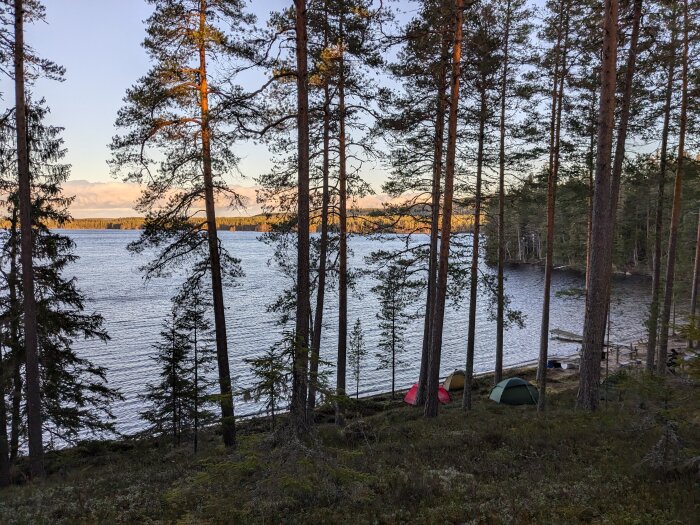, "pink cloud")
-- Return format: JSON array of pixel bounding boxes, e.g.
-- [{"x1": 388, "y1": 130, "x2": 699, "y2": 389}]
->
[{"x1": 65, "y1": 179, "x2": 404, "y2": 218}]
